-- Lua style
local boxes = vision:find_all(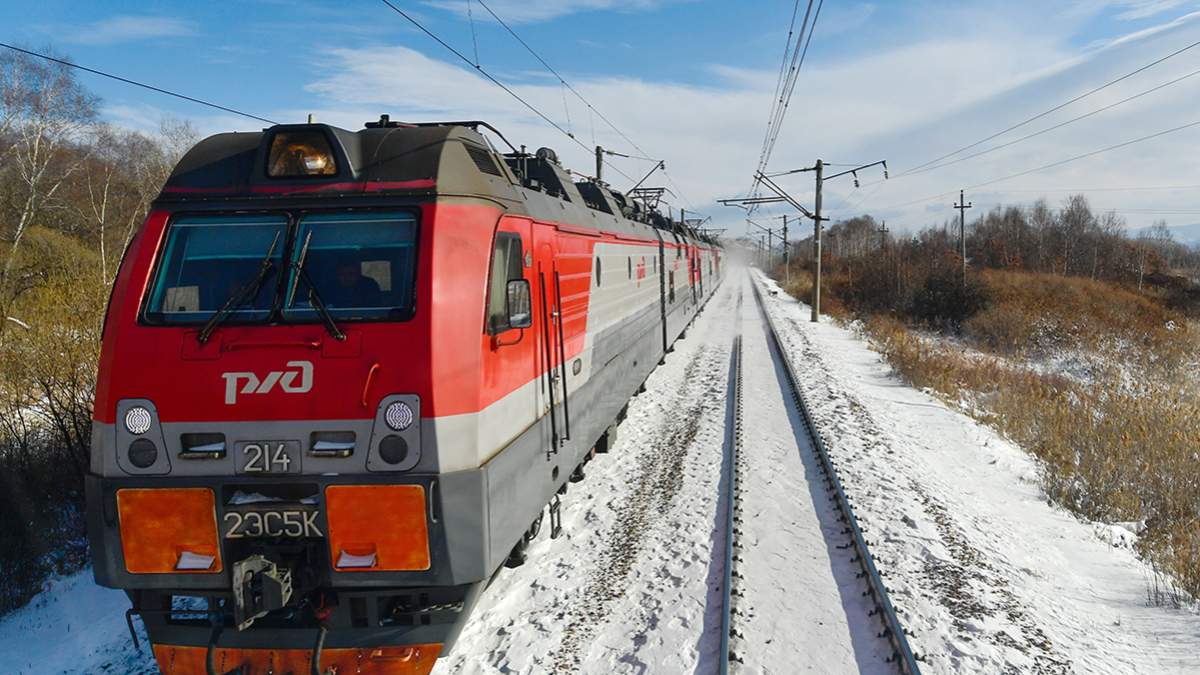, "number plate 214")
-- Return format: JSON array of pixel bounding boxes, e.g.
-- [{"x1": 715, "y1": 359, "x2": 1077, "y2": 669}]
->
[{"x1": 235, "y1": 441, "x2": 301, "y2": 474}]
